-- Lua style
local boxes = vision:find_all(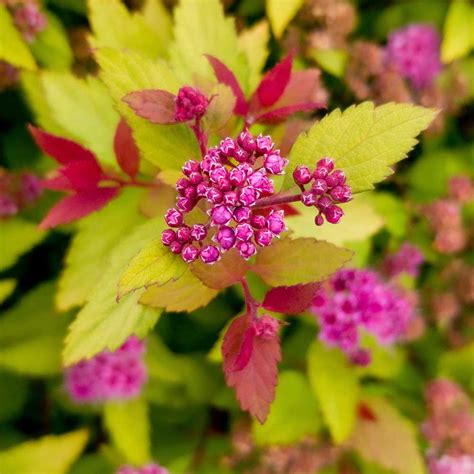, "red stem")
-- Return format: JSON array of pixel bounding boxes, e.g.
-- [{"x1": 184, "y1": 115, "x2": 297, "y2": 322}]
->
[
  {"x1": 254, "y1": 191, "x2": 301, "y2": 209},
  {"x1": 240, "y1": 276, "x2": 259, "y2": 320},
  {"x1": 192, "y1": 118, "x2": 208, "y2": 157}
]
